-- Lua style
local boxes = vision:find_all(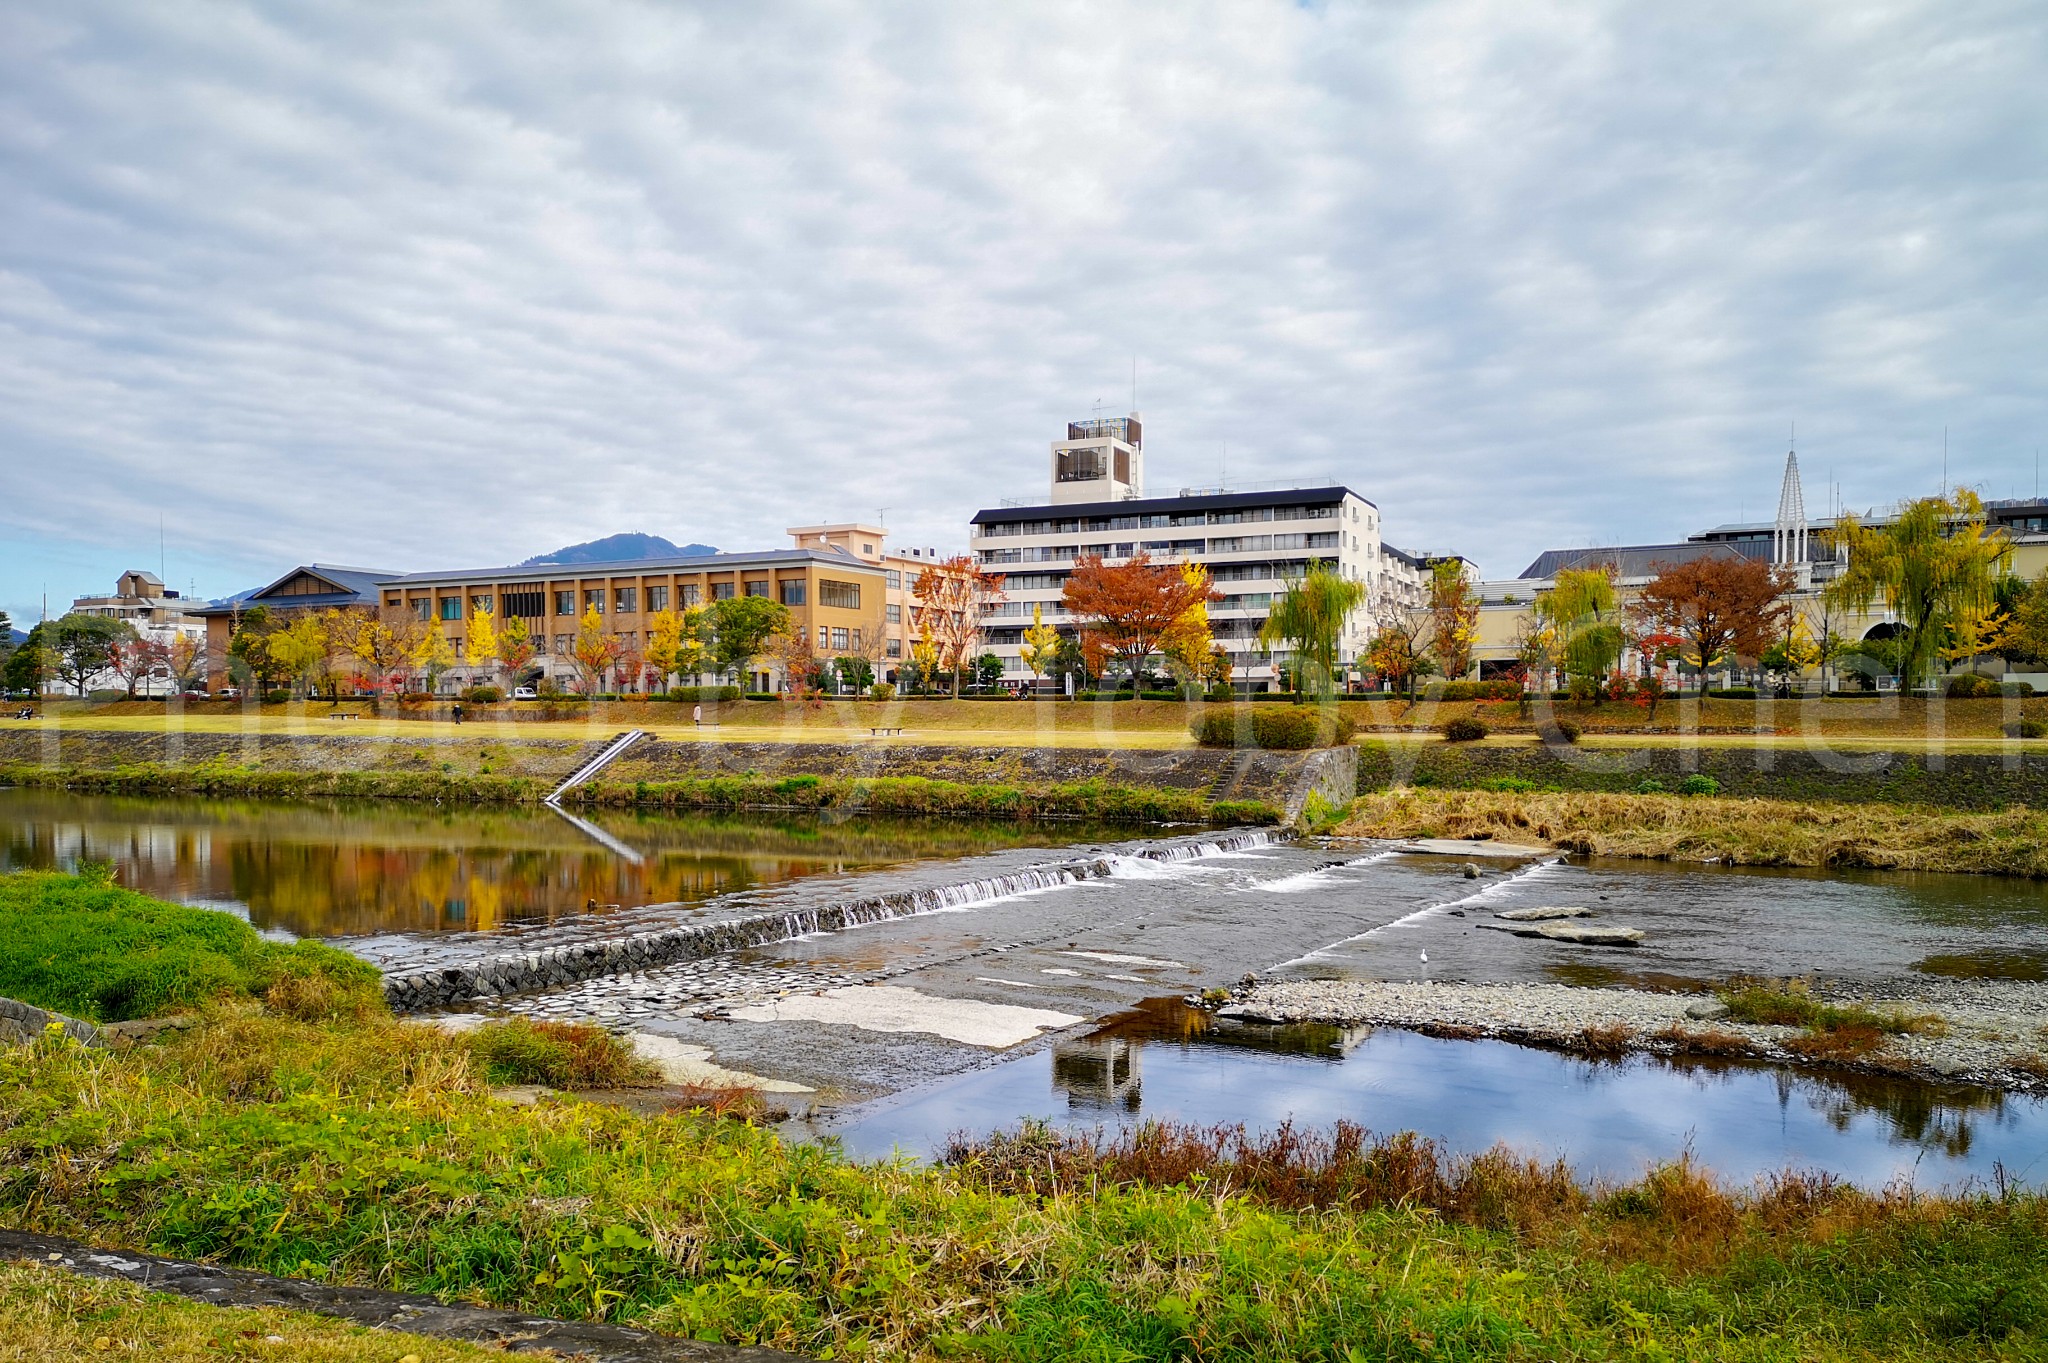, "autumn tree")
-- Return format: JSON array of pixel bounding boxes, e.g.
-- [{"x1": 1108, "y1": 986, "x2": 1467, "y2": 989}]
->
[
  {"x1": 912, "y1": 556, "x2": 1006, "y2": 696},
  {"x1": 166, "y1": 635, "x2": 208, "y2": 693},
  {"x1": 1158, "y1": 562, "x2": 1219, "y2": 694},
  {"x1": 1633, "y1": 554, "x2": 1793, "y2": 689},
  {"x1": 498, "y1": 615, "x2": 539, "y2": 685},
  {"x1": 644, "y1": 605, "x2": 709, "y2": 689},
  {"x1": 1991, "y1": 573, "x2": 2048, "y2": 667},
  {"x1": 1825, "y1": 489, "x2": 2011, "y2": 688},
  {"x1": 107, "y1": 636, "x2": 169, "y2": 697},
  {"x1": 1425, "y1": 561, "x2": 1480, "y2": 681},
  {"x1": 1259, "y1": 561, "x2": 1366, "y2": 703},
  {"x1": 330, "y1": 606, "x2": 432, "y2": 694},
  {"x1": 1364, "y1": 619, "x2": 1426, "y2": 700},
  {"x1": 1020, "y1": 603, "x2": 1060, "y2": 687},
  {"x1": 464, "y1": 605, "x2": 499, "y2": 681},
  {"x1": 1063, "y1": 552, "x2": 1219, "y2": 693},
  {"x1": 570, "y1": 606, "x2": 625, "y2": 693},
  {"x1": 265, "y1": 613, "x2": 332, "y2": 694}
]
